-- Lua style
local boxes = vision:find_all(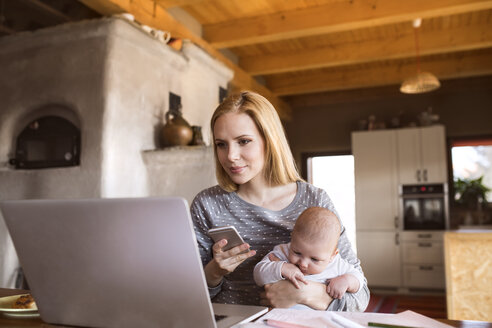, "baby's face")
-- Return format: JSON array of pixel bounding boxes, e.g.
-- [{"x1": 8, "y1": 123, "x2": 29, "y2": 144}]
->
[{"x1": 287, "y1": 234, "x2": 337, "y2": 275}]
